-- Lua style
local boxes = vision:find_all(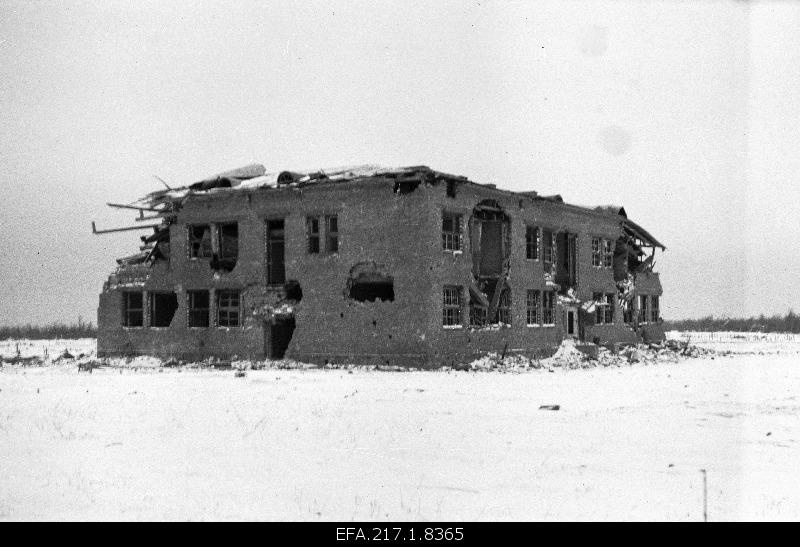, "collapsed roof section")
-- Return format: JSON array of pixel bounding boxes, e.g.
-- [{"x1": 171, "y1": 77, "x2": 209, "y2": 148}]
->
[{"x1": 131, "y1": 163, "x2": 470, "y2": 210}]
